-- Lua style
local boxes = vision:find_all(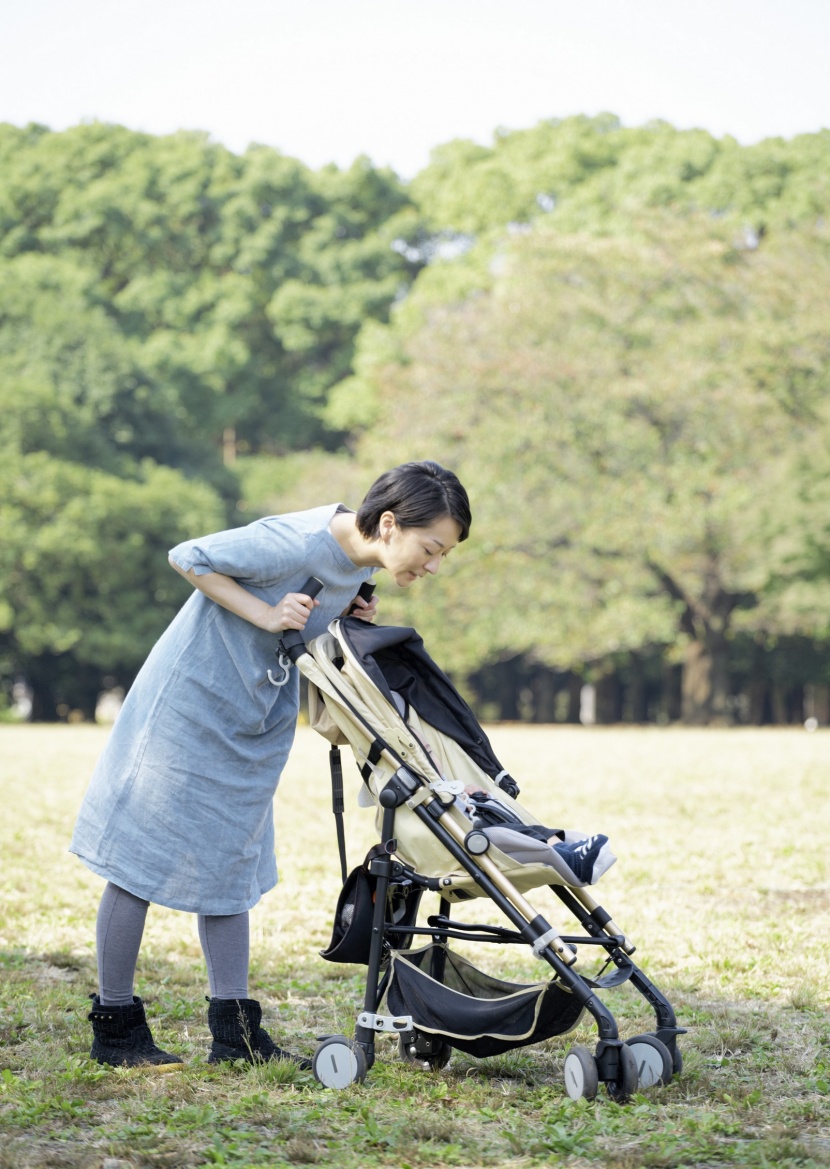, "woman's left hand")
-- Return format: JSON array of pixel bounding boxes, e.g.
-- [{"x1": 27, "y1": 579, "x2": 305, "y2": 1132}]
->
[{"x1": 345, "y1": 593, "x2": 379, "y2": 622}]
